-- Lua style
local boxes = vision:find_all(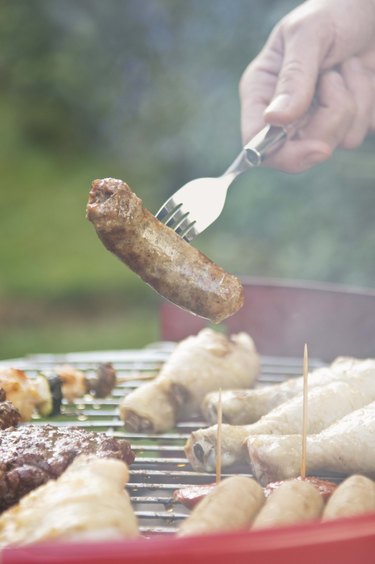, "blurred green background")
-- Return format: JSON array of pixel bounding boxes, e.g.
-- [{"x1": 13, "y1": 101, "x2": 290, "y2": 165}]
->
[{"x1": 1, "y1": 0, "x2": 375, "y2": 360}]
